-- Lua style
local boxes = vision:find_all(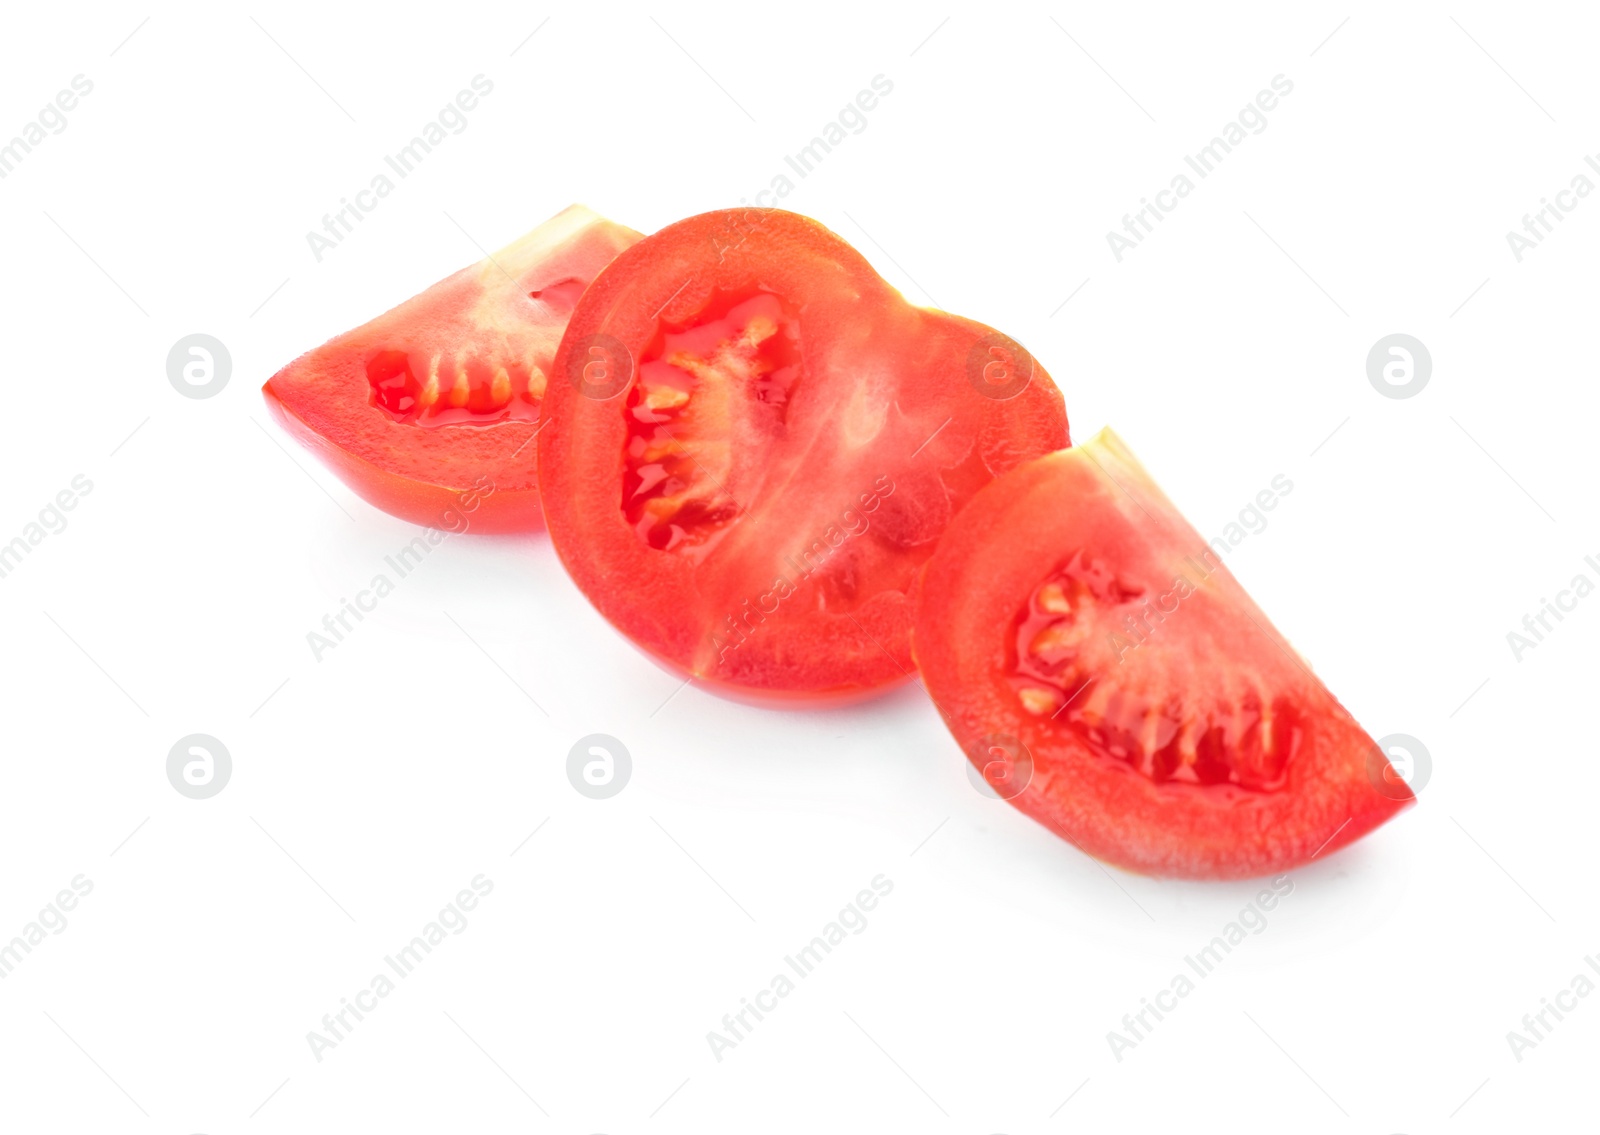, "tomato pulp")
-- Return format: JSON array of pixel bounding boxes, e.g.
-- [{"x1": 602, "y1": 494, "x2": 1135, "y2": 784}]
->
[
  {"x1": 912, "y1": 428, "x2": 1413, "y2": 879},
  {"x1": 263, "y1": 205, "x2": 642, "y2": 532},
  {"x1": 538, "y1": 208, "x2": 1070, "y2": 703}
]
